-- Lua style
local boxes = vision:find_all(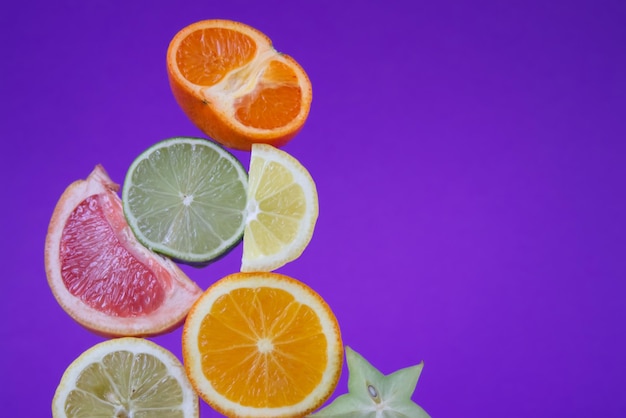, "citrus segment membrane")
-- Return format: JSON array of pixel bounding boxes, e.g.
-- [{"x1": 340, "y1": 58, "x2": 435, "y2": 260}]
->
[
  {"x1": 242, "y1": 144, "x2": 319, "y2": 272},
  {"x1": 182, "y1": 272, "x2": 343, "y2": 418},
  {"x1": 52, "y1": 338, "x2": 199, "y2": 418},
  {"x1": 122, "y1": 137, "x2": 248, "y2": 266},
  {"x1": 44, "y1": 165, "x2": 202, "y2": 337},
  {"x1": 167, "y1": 19, "x2": 313, "y2": 150}
]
